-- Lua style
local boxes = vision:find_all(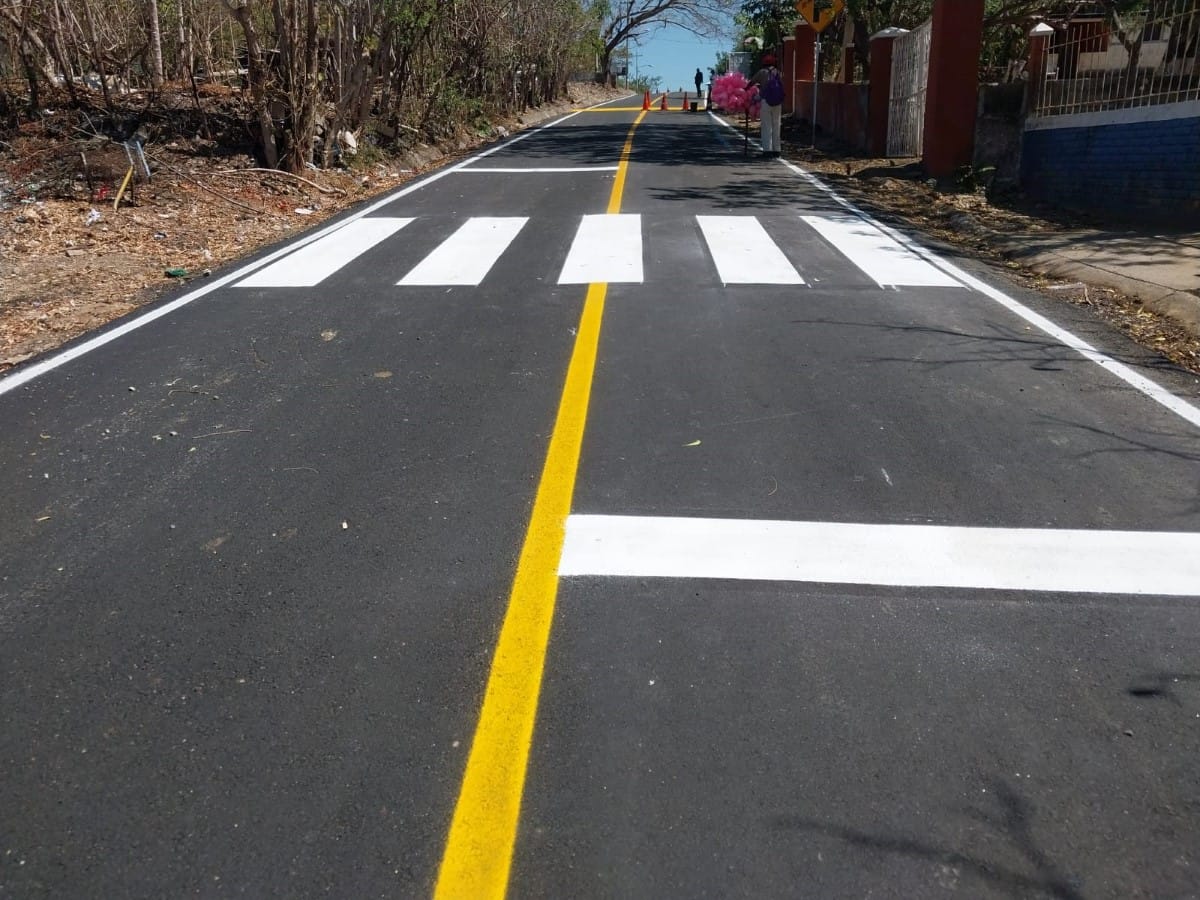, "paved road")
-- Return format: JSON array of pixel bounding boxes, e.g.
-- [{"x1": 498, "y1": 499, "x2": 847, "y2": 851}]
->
[{"x1": 2, "y1": 94, "x2": 1199, "y2": 899}]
